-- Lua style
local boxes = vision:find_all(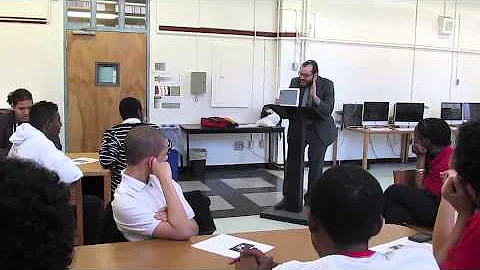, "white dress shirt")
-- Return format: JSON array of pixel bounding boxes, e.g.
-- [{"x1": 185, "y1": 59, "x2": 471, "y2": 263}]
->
[
  {"x1": 112, "y1": 172, "x2": 195, "y2": 241},
  {"x1": 274, "y1": 246, "x2": 438, "y2": 270},
  {"x1": 122, "y1": 118, "x2": 141, "y2": 124}
]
